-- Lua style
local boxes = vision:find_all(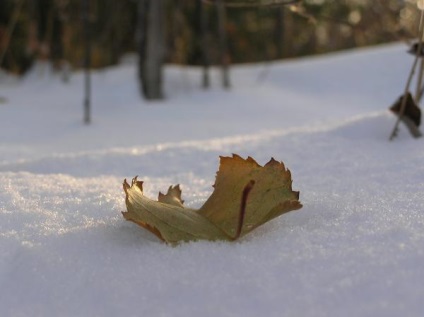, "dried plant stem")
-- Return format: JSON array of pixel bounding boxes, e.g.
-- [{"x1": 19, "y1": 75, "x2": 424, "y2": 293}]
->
[
  {"x1": 389, "y1": 10, "x2": 424, "y2": 141},
  {"x1": 416, "y1": 58, "x2": 424, "y2": 102}
]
